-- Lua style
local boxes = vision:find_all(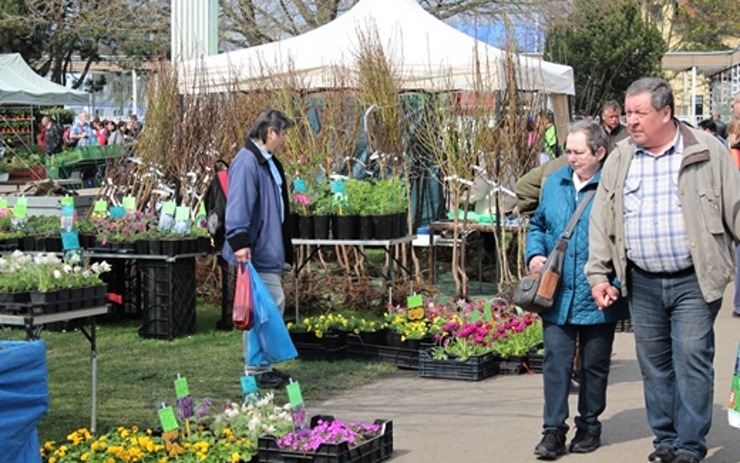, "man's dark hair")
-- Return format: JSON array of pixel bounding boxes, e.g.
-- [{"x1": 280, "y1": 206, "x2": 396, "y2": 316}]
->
[
  {"x1": 698, "y1": 119, "x2": 717, "y2": 134},
  {"x1": 602, "y1": 100, "x2": 622, "y2": 113},
  {"x1": 249, "y1": 109, "x2": 295, "y2": 144},
  {"x1": 626, "y1": 77, "x2": 675, "y2": 117}
]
